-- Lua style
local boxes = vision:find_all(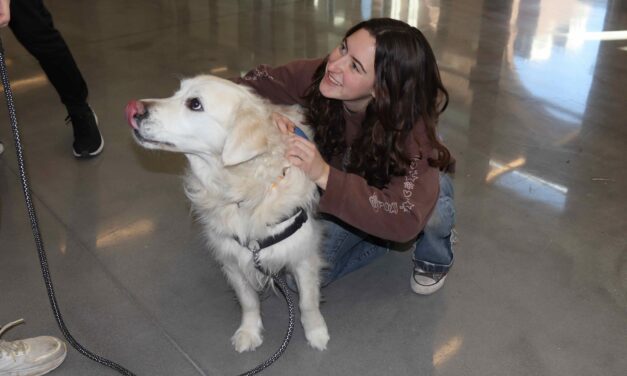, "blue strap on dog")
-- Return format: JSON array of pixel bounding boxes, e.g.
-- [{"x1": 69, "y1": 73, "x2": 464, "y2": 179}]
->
[{"x1": 293, "y1": 126, "x2": 309, "y2": 140}]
